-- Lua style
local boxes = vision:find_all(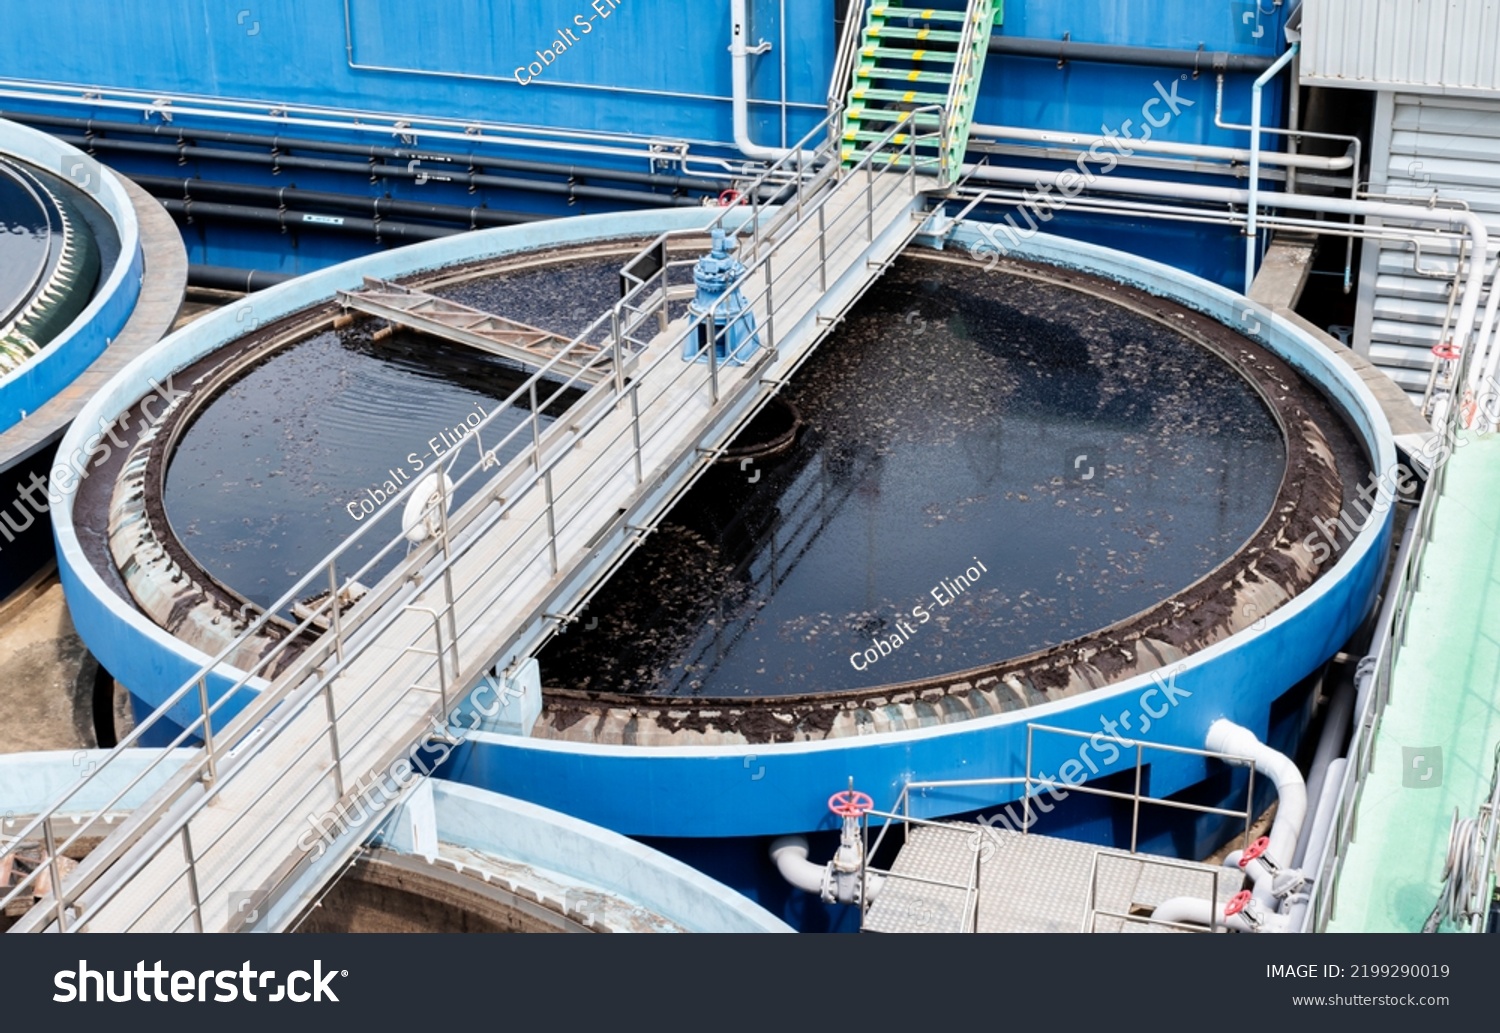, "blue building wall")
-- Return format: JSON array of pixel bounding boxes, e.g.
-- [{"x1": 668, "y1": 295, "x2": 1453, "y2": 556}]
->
[{"x1": 1, "y1": 1, "x2": 1291, "y2": 285}]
